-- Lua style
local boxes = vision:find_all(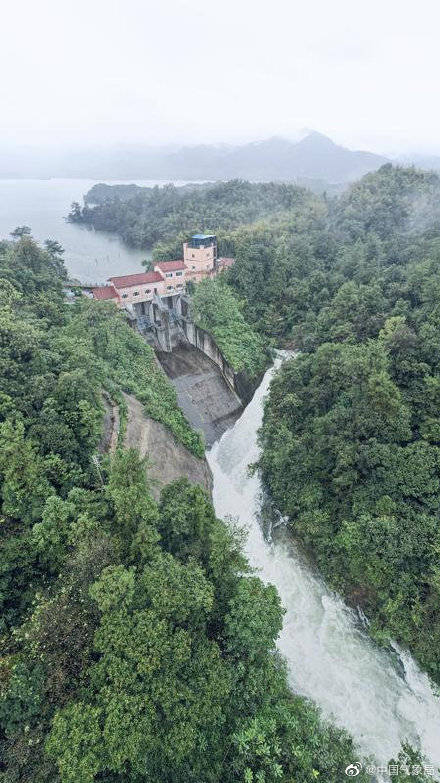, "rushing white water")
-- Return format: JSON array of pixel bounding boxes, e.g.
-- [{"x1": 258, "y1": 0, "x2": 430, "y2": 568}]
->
[{"x1": 207, "y1": 356, "x2": 440, "y2": 774}]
